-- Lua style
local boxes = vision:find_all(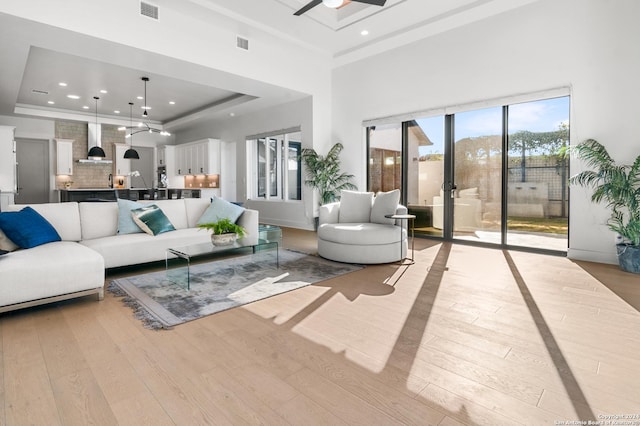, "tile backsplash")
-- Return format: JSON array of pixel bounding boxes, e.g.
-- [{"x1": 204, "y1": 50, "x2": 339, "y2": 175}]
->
[{"x1": 54, "y1": 120, "x2": 125, "y2": 189}]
